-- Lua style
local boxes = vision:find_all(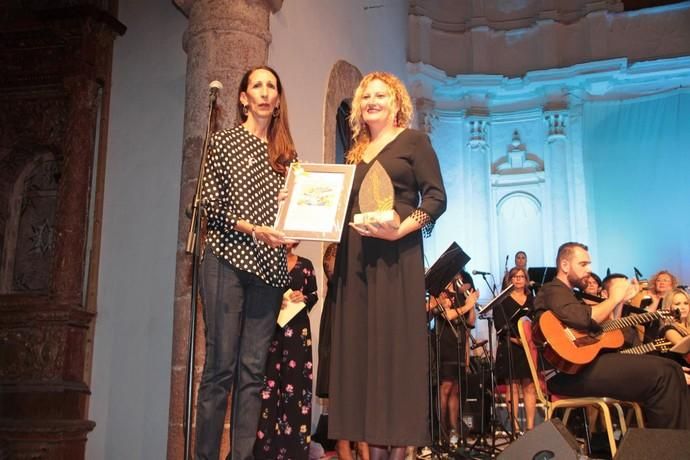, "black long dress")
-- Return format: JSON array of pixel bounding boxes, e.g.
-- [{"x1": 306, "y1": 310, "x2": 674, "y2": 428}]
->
[
  {"x1": 494, "y1": 294, "x2": 533, "y2": 382},
  {"x1": 255, "y1": 256, "x2": 318, "y2": 460},
  {"x1": 328, "y1": 129, "x2": 446, "y2": 446}
]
